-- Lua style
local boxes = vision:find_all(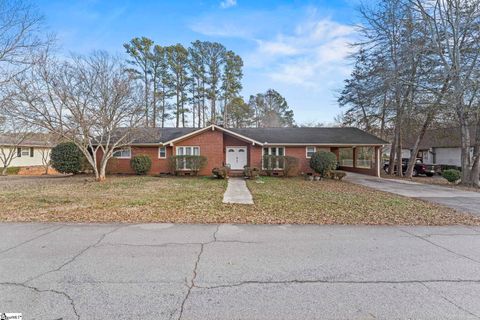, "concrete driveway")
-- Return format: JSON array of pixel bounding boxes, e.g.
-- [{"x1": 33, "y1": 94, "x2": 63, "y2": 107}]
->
[
  {"x1": 1, "y1": 223, "x2": 480, "y2": 319},
  {"x1": 345, "y1": 172, "x2": 480, "y2": 216}
]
